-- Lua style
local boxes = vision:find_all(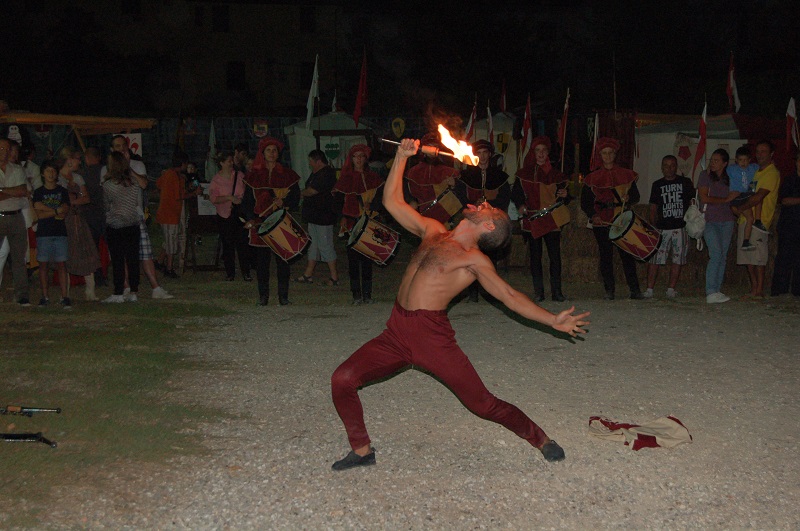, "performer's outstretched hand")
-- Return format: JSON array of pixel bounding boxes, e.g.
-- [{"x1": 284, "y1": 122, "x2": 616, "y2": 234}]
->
[{"x1": 552, "y1": 306, "x2": 590, "y2": 337}]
